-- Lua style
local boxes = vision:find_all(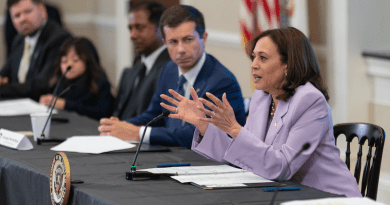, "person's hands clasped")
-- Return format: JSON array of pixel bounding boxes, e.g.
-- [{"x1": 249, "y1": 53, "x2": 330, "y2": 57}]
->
[
  {"x1": 197, "y1": 92, "x2": 242, "y2": 139},
  {"x1": 39, "y1": 94, "x2": 66, "y2": 110},
  {"x1": 0, "y1": 76, "x2": 9, "y2": 86},
  {"x1": 98, "y1": 117, "x2": 141, "y2": 141},
  {"x1": 160, "y1": 87, "x2": 209, "y2": 134}
]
